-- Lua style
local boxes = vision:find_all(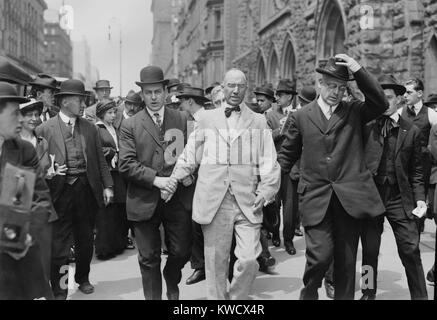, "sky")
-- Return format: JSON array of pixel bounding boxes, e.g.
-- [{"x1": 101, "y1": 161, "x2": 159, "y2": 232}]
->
[{"x1": 45, "y1": 0, "x2": 153, "y2": 96}]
